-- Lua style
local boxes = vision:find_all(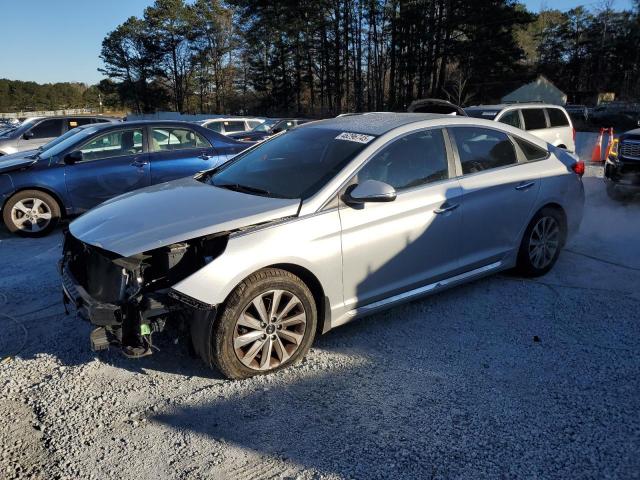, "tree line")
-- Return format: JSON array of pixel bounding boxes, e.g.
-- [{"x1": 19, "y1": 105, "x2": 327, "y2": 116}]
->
[{"x1": 2, "y1": 0, "x2": 639, "y2": 116}]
